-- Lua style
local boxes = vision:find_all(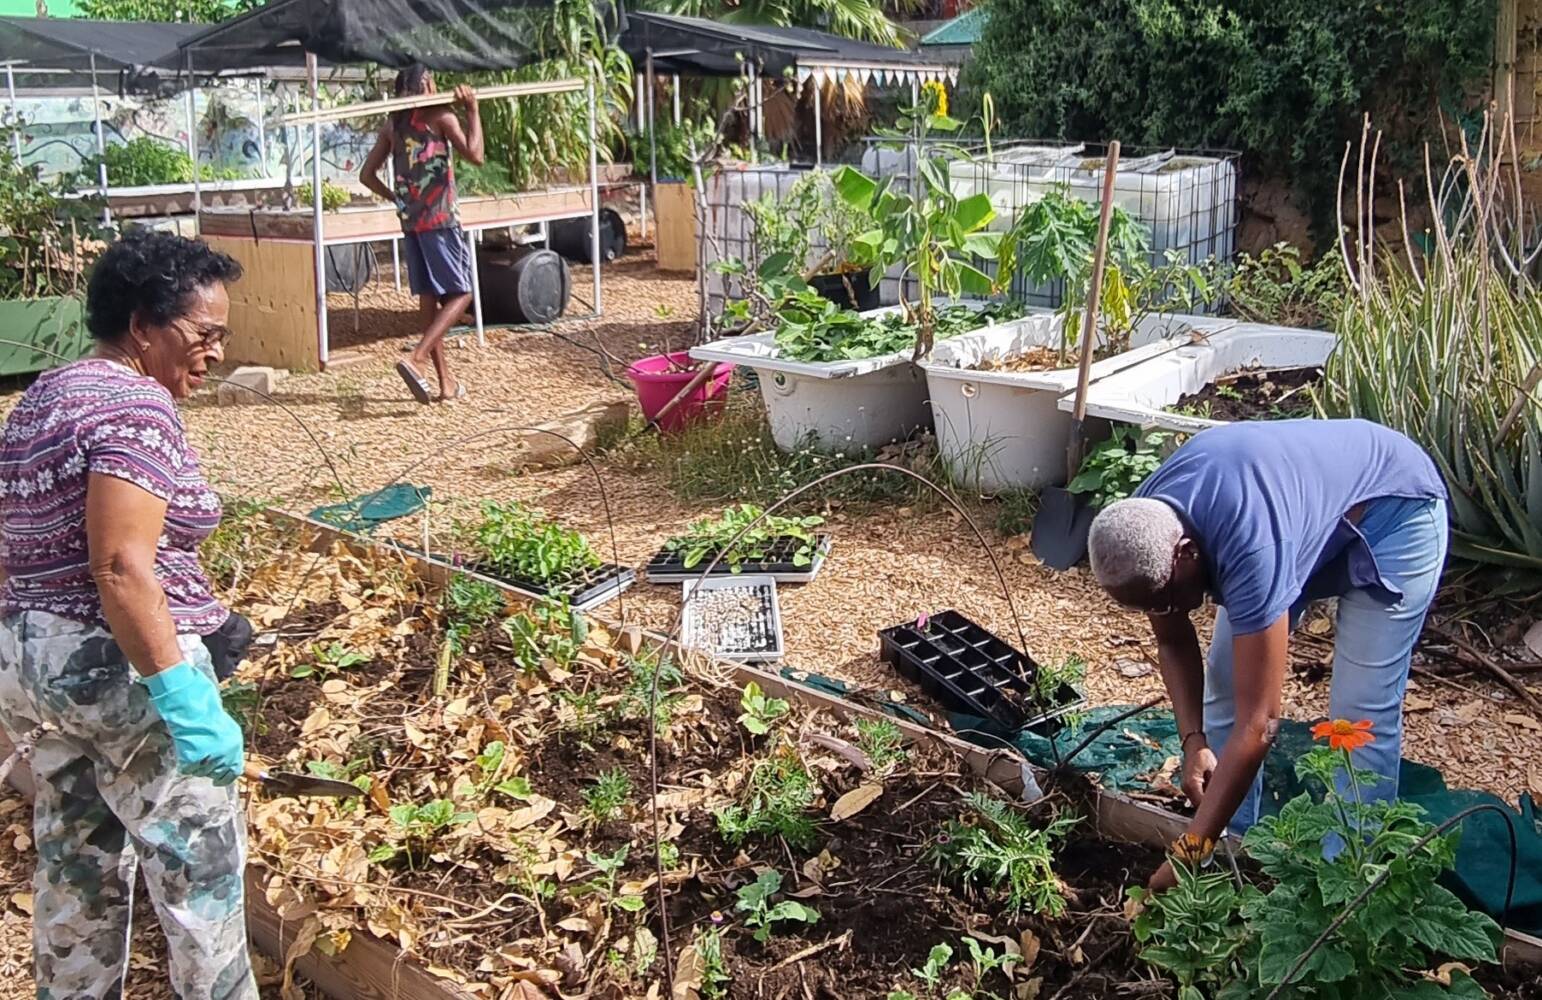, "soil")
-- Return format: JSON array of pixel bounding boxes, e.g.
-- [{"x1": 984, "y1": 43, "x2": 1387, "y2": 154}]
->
[
  {"x1": 1171, "y1": 365, "x2": 1322, "y2": 421},
  {"x1": 974, "y1": 345, "x2": 1064, "y2": 374}
]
